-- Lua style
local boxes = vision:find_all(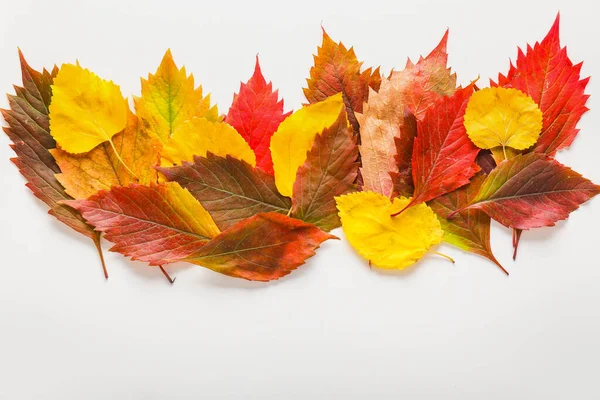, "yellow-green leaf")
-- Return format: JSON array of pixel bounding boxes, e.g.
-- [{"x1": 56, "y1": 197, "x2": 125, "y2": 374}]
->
[
  {"x1": 336, "y1": 191, "x2": 443, "y2": 269},
  {"x1": 49, "y1": 63, "x2": 128, "y2": 154},
  {"x1": 464, "y1": 87, "x2": 542, "y2": 152},
  {"x1": 270, "y1": 93, "x2": 345, "y2": 197},
  {"x1": 161, "y1": 117, "x2": 256, "y2": 166},
  {"x1": 135, "y1": 49, "x2": 219, "y2": 145}
]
